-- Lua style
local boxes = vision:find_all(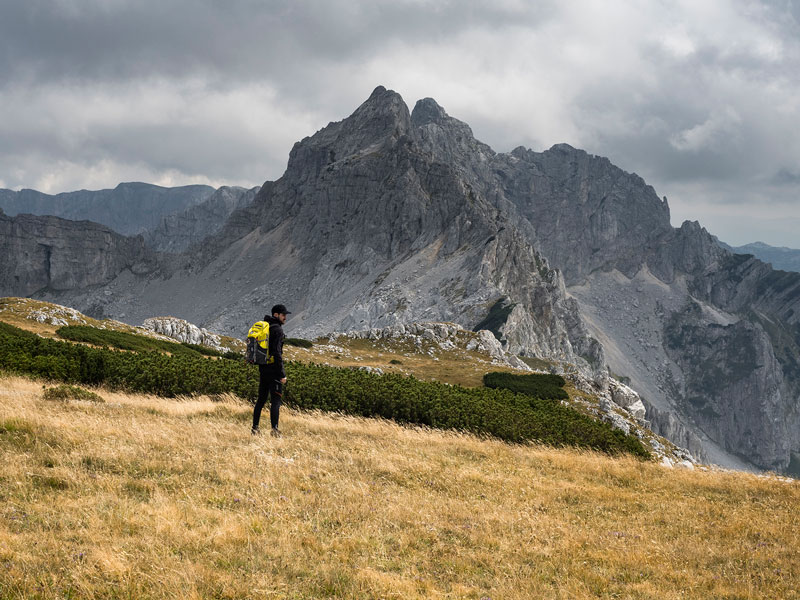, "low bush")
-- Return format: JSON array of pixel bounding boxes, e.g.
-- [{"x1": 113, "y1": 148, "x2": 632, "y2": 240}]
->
[
  {"x1": 180, "y1": 342, "x2": 224, "y2": 357},
  {"x1": 483, "y1": 371, "x2": 568, "y2": 400},
  {"x1": 56, "y1": 325, "x2": 204, "y2": 358}
]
